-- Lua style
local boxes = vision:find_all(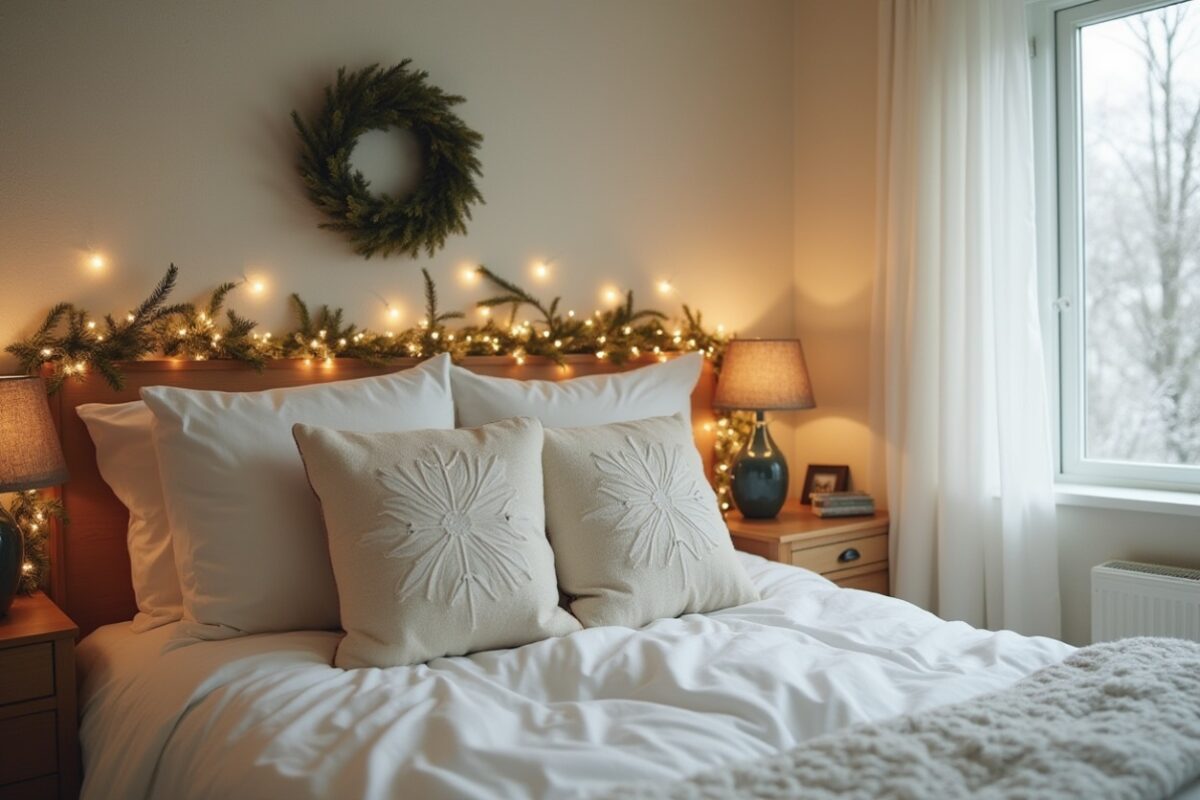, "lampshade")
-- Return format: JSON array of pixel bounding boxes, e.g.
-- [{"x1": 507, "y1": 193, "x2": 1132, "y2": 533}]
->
[
  {"x1": 0, "y1": 376, "x2": 68, "y2": 492},
  {"x1": 713, "y1": 338, "x2": 816, "y2": 411}
]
